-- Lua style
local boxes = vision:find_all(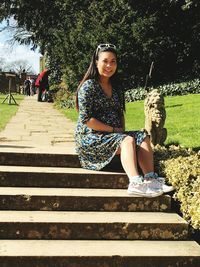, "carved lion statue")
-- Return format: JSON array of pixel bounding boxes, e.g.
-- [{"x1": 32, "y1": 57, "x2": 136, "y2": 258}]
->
[{"x1": 144, "y1": 89, "x2": 167, "y2": 146}]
